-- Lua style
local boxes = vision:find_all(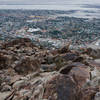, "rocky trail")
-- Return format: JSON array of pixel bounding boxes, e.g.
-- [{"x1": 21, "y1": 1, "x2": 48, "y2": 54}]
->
[{"x1": 0, "y1": 38, "x2": 100, "y2": 100}]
